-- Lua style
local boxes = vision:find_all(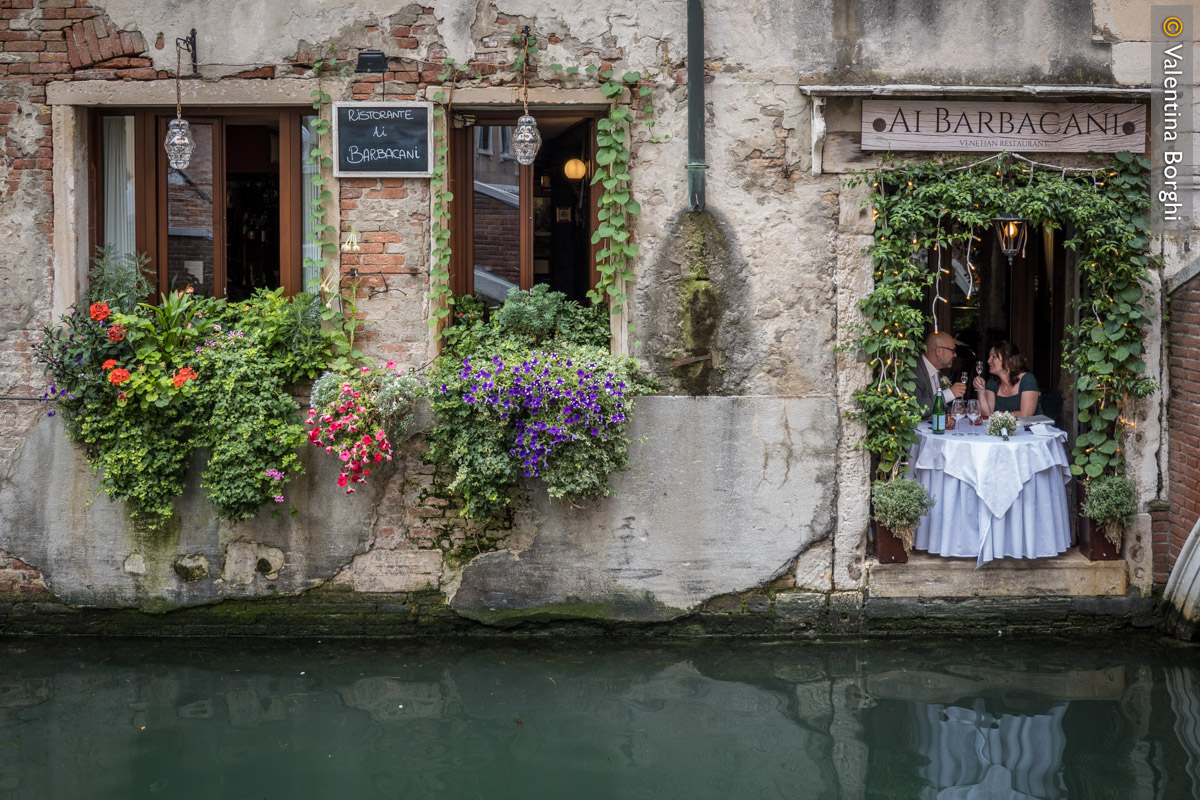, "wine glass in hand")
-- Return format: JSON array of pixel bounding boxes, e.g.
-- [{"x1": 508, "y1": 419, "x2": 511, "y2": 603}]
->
[{"x1": 972, "y1": 360, "x2": 987, "y2": 395}]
